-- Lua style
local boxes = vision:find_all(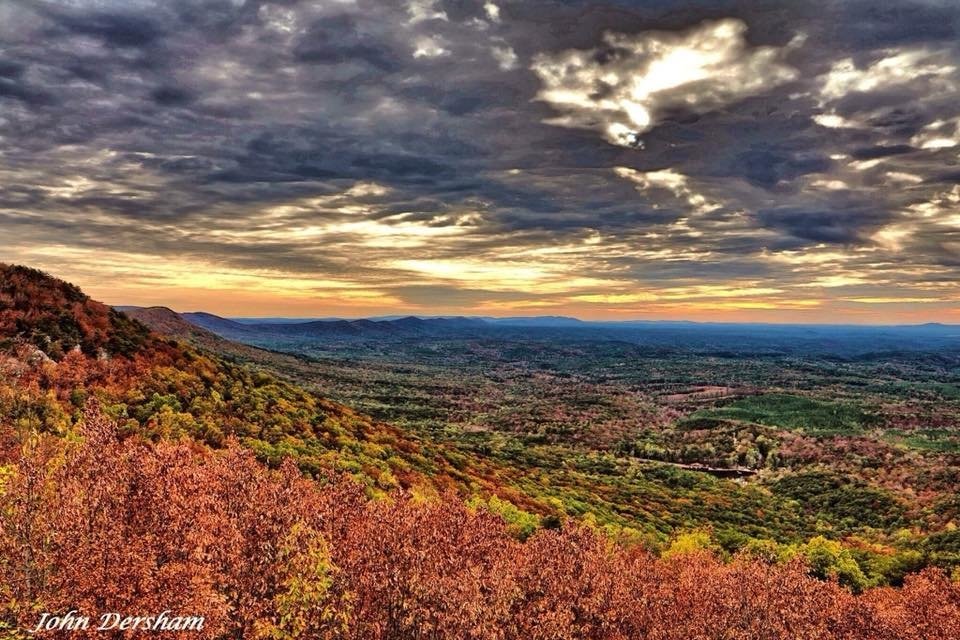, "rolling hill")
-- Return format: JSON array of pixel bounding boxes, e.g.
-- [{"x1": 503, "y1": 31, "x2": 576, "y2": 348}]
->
[
  {"x1": 0, "y1": 264, "x2": 539, "y2": 508},
  {"x1": 120, "y1": 306, "x2": 231, "y2": 350}
]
